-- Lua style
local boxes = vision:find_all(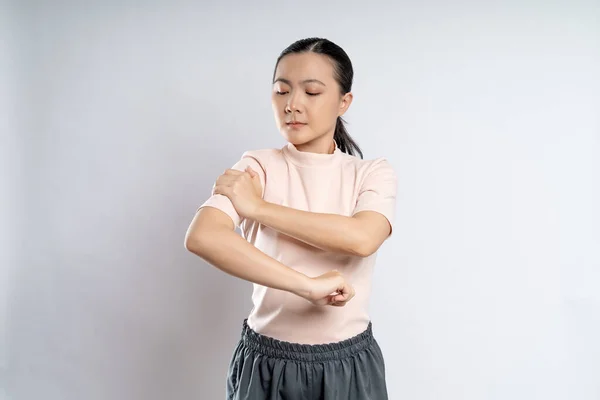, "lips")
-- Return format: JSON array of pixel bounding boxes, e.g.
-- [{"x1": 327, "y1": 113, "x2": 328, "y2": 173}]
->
[{"x1": 287, "y1": 122, "x2": 306, "y2": 125}]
